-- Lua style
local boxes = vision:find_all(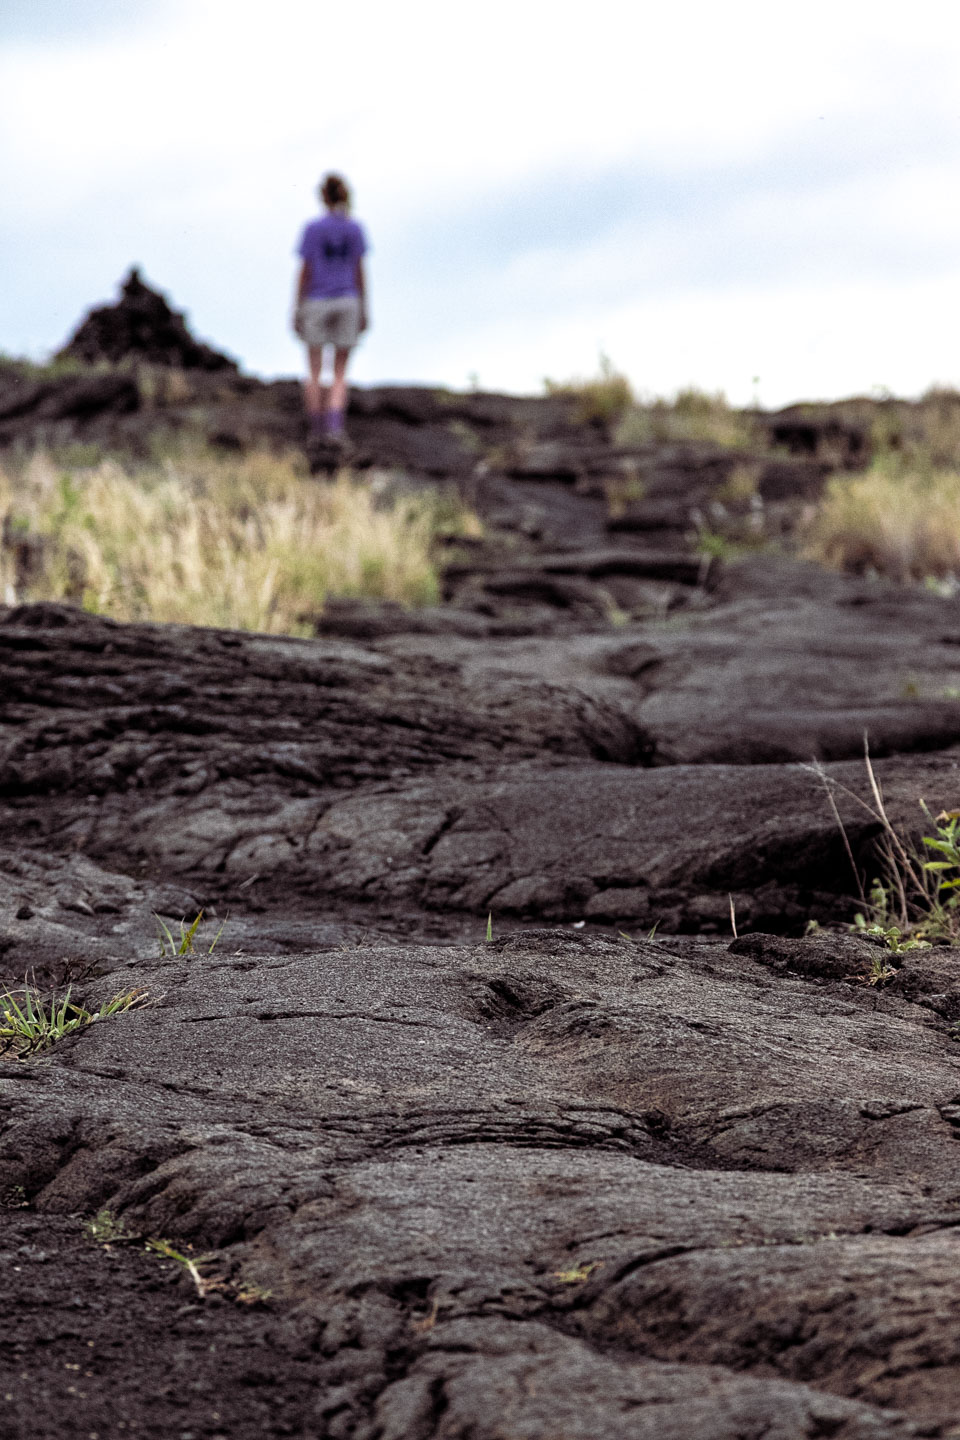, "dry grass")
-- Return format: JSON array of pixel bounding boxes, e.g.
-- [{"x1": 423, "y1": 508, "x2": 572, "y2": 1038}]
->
[
  {"x1": 544, "y1": 356, "x2": 634, "y2": 425},
  {"x1": 543, "y1": 368, "x2": 759, "y2": 448},
  {"x1": 869, "y1": 387, "x2": 960, "y2": 471},
  {"x1": 804, "y1": 462, "x2": 960, "y2": 583},
  {"x1": 1, "y1": 446, "x2": 473, "y2": 634},
  {"x1": 760, "y1": 388, "x2": 960, "y2": 583},
  {"x1": 615, "y1": 387, "x2": 759, "y2": 450}
]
